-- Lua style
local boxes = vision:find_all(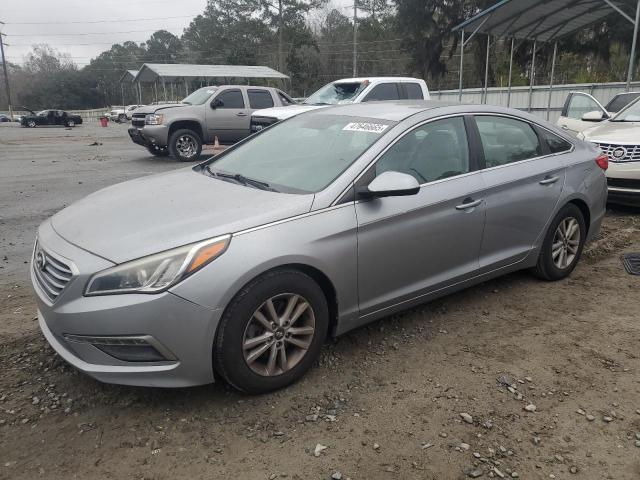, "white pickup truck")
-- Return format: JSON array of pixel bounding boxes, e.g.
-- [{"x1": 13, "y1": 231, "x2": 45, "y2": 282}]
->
[{"x1": 250, "y1": 77, "x2": 429, "y2": 132}]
